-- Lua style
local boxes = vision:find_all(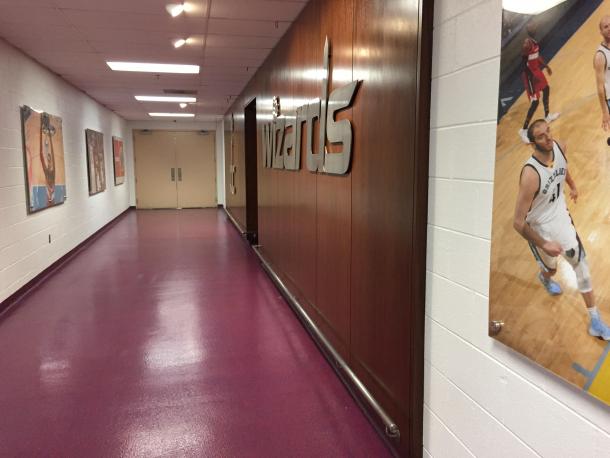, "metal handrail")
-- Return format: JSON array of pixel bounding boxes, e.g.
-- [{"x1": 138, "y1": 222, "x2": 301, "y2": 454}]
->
[
  {"x1": 251, "y1": 245, "x2": 400, "y2": 440},
  {"x1": 223, "y1": 207, "x2": 246, "y2": 234}
]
